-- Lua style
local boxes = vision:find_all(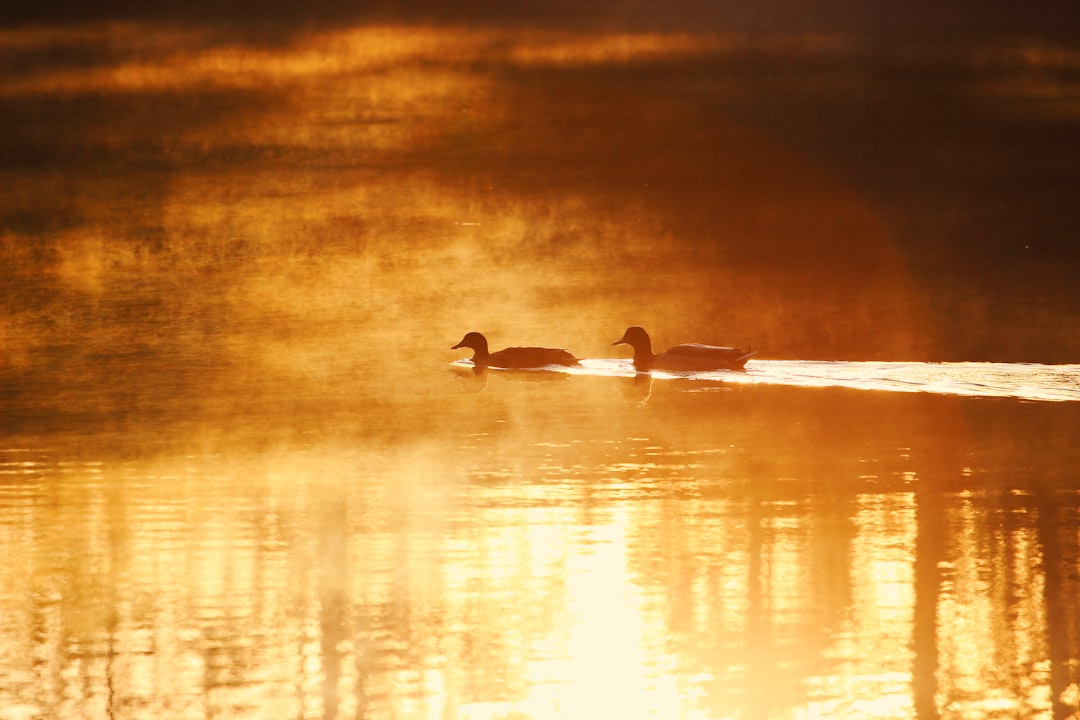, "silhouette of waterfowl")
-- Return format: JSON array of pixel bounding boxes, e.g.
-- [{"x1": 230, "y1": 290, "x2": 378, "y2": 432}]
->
[
  {"x1": 452, "y1": 331, "x2": 581, "y2": 369},
  {"x1": 612, "y1": 326, "x2": 756, "y2": 372}
]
